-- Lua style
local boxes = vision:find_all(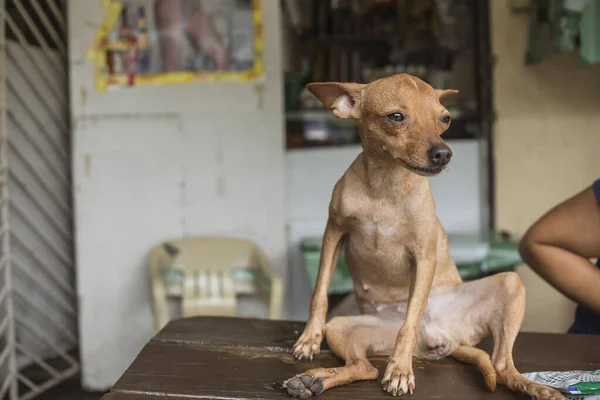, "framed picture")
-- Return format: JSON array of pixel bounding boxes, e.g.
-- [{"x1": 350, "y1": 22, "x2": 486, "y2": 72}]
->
[{"x1": 88, "y1": 0, "x2": 264, "y2": 92}]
